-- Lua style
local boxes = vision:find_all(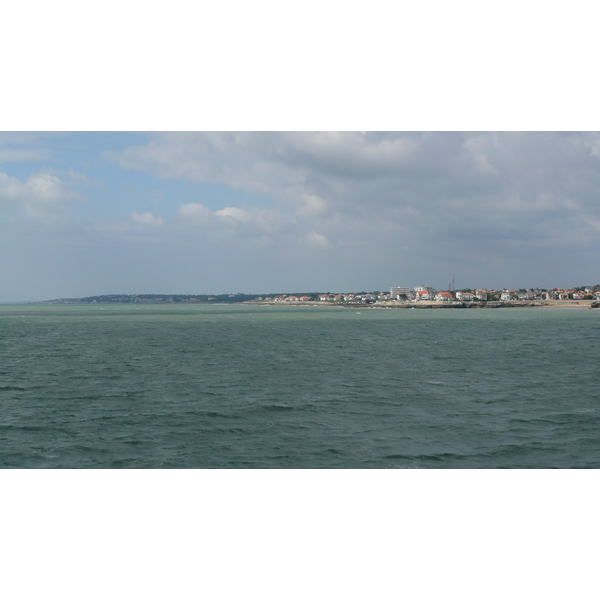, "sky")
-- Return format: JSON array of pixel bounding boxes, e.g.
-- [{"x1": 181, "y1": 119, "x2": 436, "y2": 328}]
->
[{"x1": 1, "y1": 131, "x2": 600, "y2": 301}]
